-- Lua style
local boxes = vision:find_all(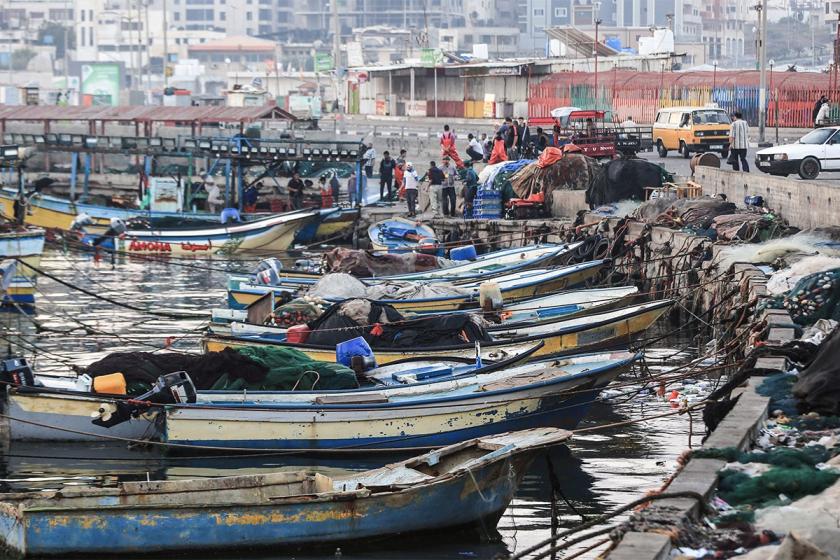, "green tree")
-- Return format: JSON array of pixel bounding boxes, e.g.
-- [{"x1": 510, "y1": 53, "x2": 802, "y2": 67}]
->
[{"x1": 10, "y1": 49, "x2": 36, "y2": 71}]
